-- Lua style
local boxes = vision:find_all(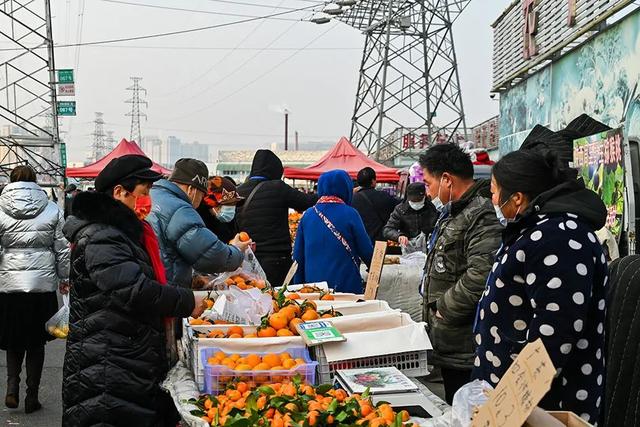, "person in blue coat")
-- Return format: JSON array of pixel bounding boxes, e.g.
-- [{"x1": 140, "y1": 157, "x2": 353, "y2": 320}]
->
[
  {"x1": 472, "y1": 150, "x2": 608, "y2": 425},
  {"x1": 147, "y1": 158, "x2": 248, "y2": 289},
  {"x1": 293, "y1": 170, "x2": 373, "y2": 294}
]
